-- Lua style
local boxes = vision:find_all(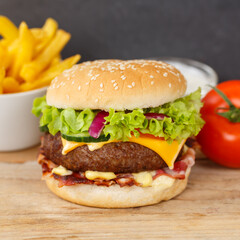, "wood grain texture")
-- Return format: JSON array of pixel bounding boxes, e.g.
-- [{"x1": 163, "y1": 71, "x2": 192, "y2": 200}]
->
[
  {"x1": 0, "y1": 146, "x2": 39, "y2": 163},
  {"x1": 0, "y1": 148, "x2": 240, "y2": 240}
]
